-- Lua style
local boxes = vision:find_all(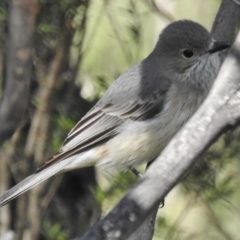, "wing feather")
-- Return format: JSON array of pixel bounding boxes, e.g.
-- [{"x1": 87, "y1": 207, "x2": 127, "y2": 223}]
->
[{"x1": 37, "y1": 95, "x2": 166, "y2": 171}]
